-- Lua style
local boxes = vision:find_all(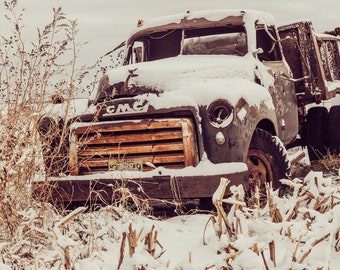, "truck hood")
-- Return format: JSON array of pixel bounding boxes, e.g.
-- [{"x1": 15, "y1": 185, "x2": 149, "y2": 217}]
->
[
  {"x1": 103, "y1": 55, "x2": 274, "y2": 109},
  {"x1": 107, "y1": 55, "x2": 255, "y2": 89}
]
